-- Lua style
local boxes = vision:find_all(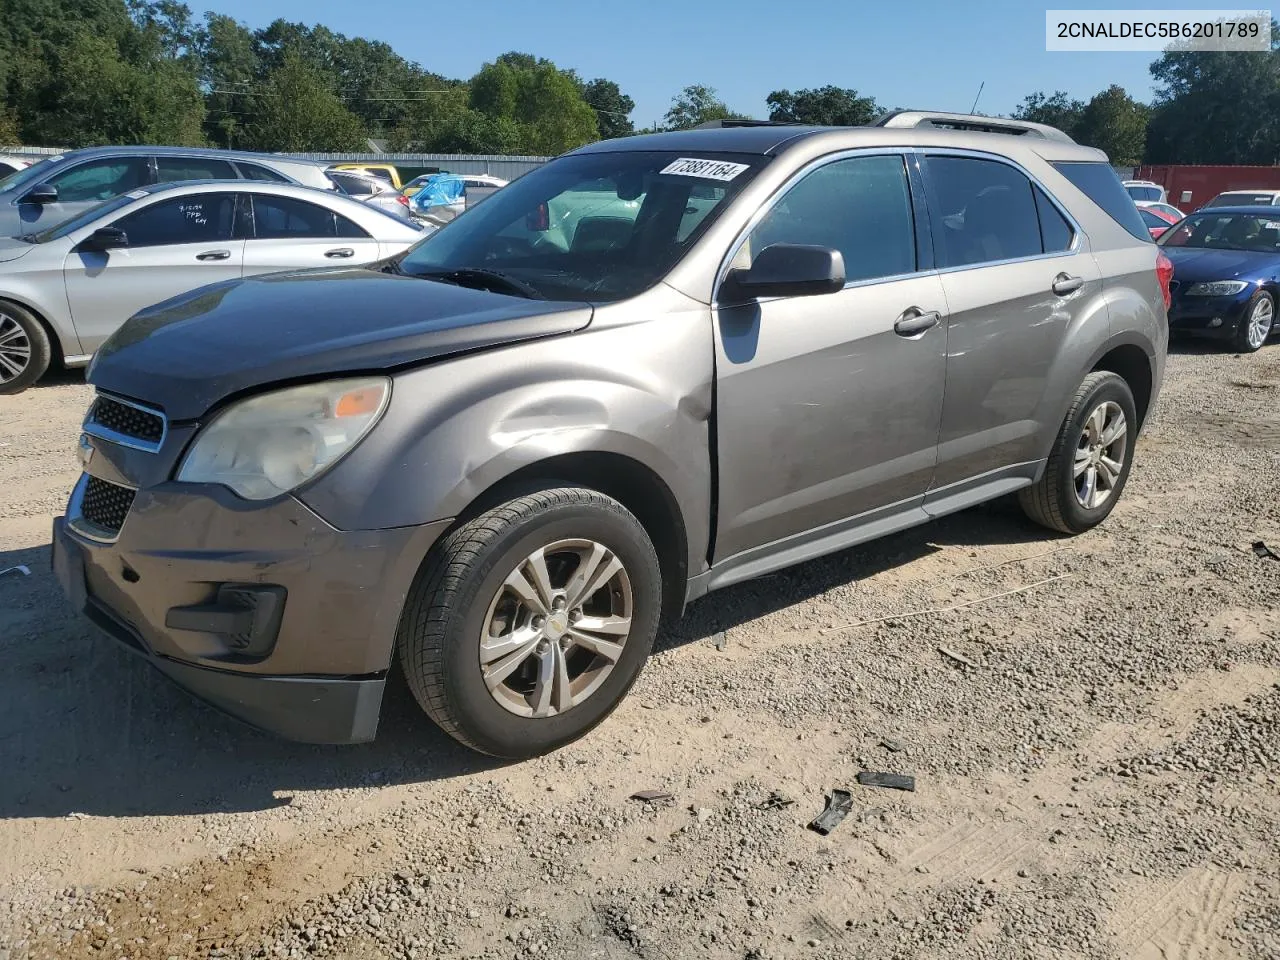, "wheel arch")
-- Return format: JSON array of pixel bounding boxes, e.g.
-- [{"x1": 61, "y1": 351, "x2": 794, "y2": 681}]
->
[
  {"x1": 1090, "y1": 342, "x2": 1154, "y2": 430},
  {"x1": 0, "y1": 293, "x2": 74, "y2": 367},
  {"x1": 448, "y1": 450, "x2": 690, "y2": 626}
]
